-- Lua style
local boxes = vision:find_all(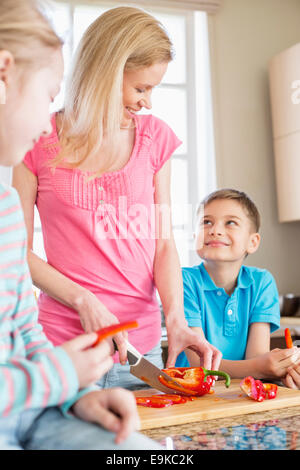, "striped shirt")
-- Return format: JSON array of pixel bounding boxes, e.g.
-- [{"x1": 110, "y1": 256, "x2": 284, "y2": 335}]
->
[{"x1": 0, "y1": 182, "x2": 90, "y2": 417}]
